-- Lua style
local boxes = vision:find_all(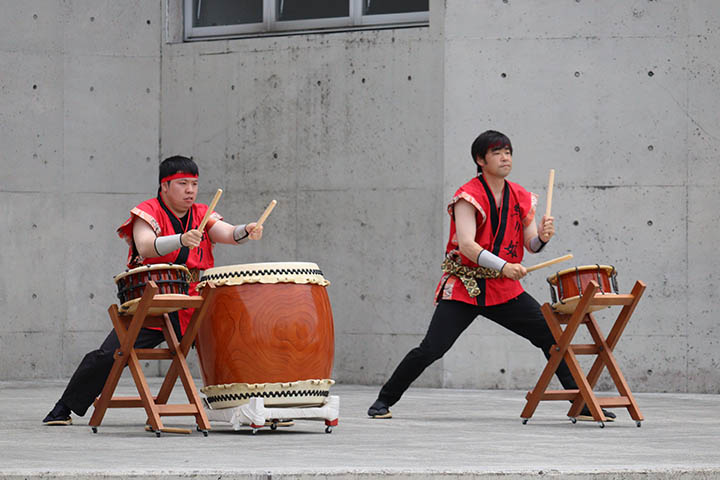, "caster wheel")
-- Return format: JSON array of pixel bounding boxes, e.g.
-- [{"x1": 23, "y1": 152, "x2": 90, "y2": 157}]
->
[
  {"x1": 155, "y1": 431, "x2": 162, "y2": 437},
  {"x1": 325, "y1": 426, "x2": 333, "y2": 434},
  {"x1": 270, "y1": 422, "x2": 278, "y2": 431},
  {"x1": 636, "y1": 421, "x2": 642, "y2": 428},
  {"x1": 91, "y1": 427, "x2": 98, "y2": 434},
  {"x1": 569, "y1": 417, "x2": 577, "y2": 424},
  {"x1": 251, "y1": 428, "x2": 258, "y2": 435},
  {"x1": 521, "y1": 418, "x2": 528, "y2": 425},
  {"x1": 598, "y1": 422, "x2": 605, "y2": 429},
  {"x1": 200, "y1": 429, "x2": 209, "y2": 437}
]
